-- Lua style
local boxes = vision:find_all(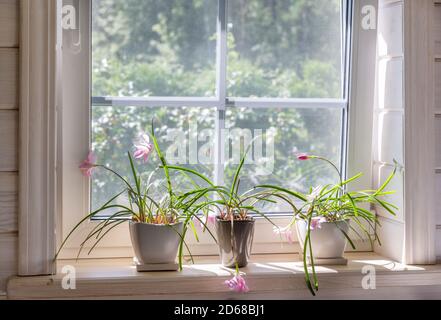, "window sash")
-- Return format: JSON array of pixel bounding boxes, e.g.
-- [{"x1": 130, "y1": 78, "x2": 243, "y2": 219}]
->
[
  {"x1": 58, "y1": 0, "x2": 355, "y2": 259},
  {"x1": 90, "y1": 0, "x2": 351, "y2": 187}
]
